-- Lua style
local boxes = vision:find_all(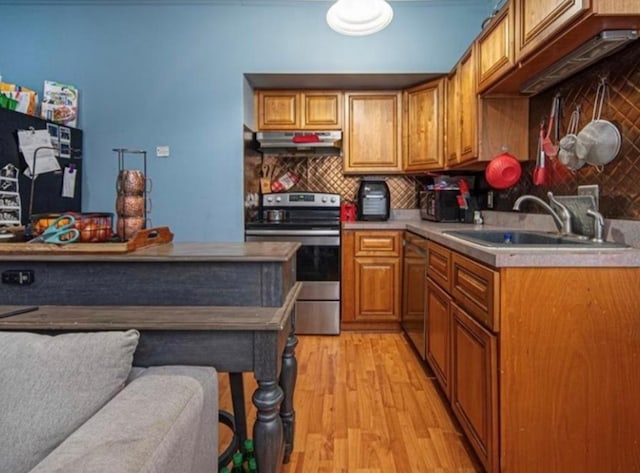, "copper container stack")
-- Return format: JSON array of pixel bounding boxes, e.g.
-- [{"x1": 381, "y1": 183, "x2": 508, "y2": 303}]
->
[{"x1": 115, "y1": 169, "x2": 151, "y2": 240}]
